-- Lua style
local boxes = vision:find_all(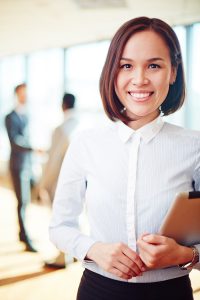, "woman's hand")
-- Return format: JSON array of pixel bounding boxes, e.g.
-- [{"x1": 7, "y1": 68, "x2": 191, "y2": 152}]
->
[
  {"x1": 137, "y1": 234, "x2": 193, "y2": 270},
  {"x1": 86, "y1": 242, "x2": 146, "y2": 280}
]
